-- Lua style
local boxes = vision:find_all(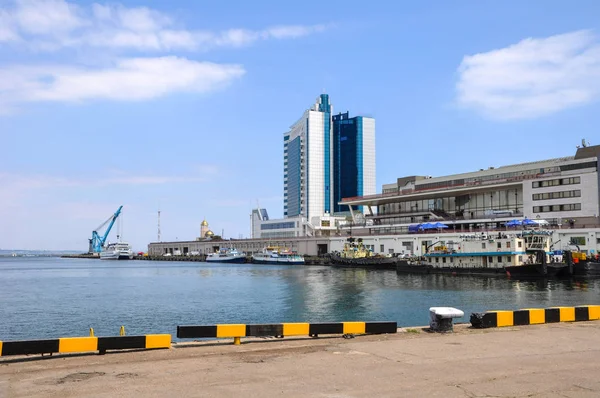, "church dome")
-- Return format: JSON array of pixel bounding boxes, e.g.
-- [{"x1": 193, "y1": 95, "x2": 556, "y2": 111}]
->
[
  {"x1": 205, "y1": 230, "x2": 214, "y2": 237},
  {"x1": 201, "y1": 219, "x2": 209, "y2": 226}
]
